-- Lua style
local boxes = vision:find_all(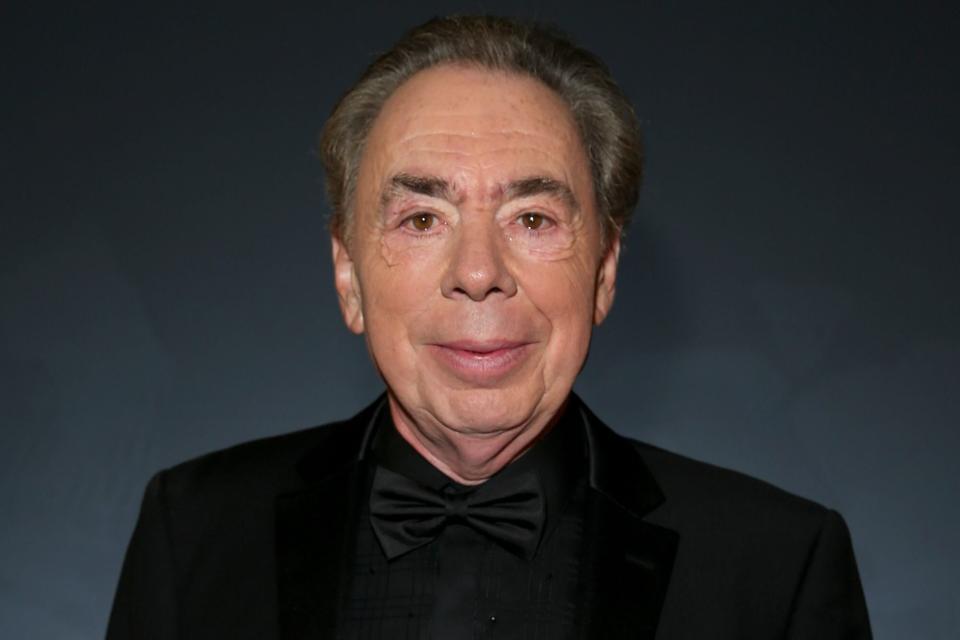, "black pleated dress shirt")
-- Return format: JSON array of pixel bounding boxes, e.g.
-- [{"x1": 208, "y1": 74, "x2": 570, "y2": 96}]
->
[{"x1": 338, "y1": 402, "x2": 588, "y2": 640}]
